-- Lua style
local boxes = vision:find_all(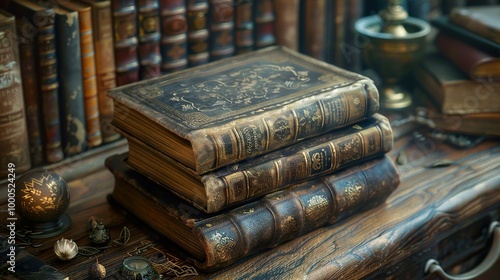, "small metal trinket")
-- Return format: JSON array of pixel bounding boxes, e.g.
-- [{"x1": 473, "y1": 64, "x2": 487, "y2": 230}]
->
[
  {"x1": 54, "y1": 238, "x2": 78, "y2": 261},
  {"x1": 119, "y1": 256, "x2": 159, "y2": 280},
  {"x1": 89, "y1": 259, "x2": 106, "y2": 279},
  {"x1": 88, "y1": 217, "x2": 110, "y2": 245}
]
